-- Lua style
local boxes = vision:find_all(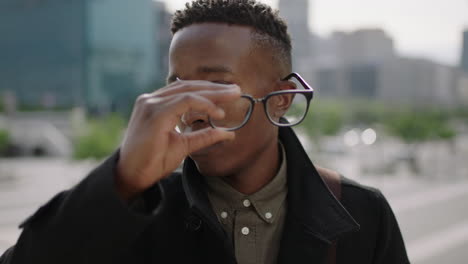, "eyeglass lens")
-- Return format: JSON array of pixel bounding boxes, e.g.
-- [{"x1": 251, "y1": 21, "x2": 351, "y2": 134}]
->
[
  {"x1": 266, "y1": 92, "x2": 308, "y2": 126},
  {"x1": 209, "y1": 96, "x2": 252, "y2": 130}
]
